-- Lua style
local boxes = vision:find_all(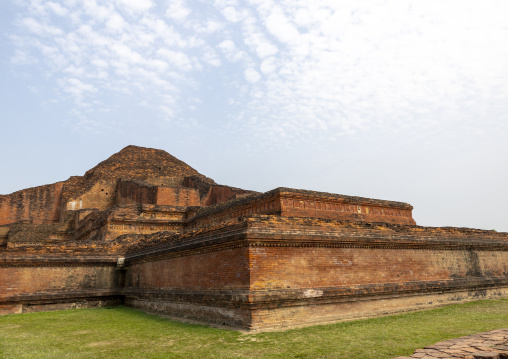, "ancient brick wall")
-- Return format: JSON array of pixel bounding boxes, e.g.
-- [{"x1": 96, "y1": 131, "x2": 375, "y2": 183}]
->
[
  {"x1": 0, "y1": 182, "x2": 64, "y2": 225},
  {"x1": 104, "y1": 221, "x2": 182, "y2": 241},
  {"x1": 247, "y1": 244, "x2": 508, "y2": 290},
  {"x1": 116, "y1": 180, "x2": 157, "y2": 206},
  {"x1": 116, "y1": 180, "x2": 200, "y2": 207},
  {"x1": 0, "y1": 227, "x2": 8, "y2": 248},
  {"x1": 0, "y1": 254, "x2": 121, "y2": 314},
  {"x1": 72, "y1": 204, "x2": 186, "y2": 242},
  {"x1": 201, "y1": 185, "x2": 254, "y2": 206},
  {"x1": 122, "y1": 224, "x2": 252, "y2": 327},
  {"x1": 1, "y1": 145, "x2": 506, "y2": 331},
  {"x1": 243, "y1": 216, "x2": 508, "y2": 330},
  {"x1": 279, "y1": 195, "x2": 415, "y2": 225},
  {"x1": 126, "y1": 247, "x2": 250, "y2": 290},
  {"x1": 188, "y1": 192, "x2": 281, "y2": 230},
  {"x1": 123, "y1": 216, "x2": 508, "y2": 331},
  {"x1": 64, "y1": 181, "x2": 117, "y2": 211},
  {"x1": 156, "y1": 187, "x2": 200, "y2": 206},
  {"x1": 245, "y1": 216, "x2": 508, "y2": 291},
  {"x1": 188, "y1": 188, "x2": 415, "y2": 231}
]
